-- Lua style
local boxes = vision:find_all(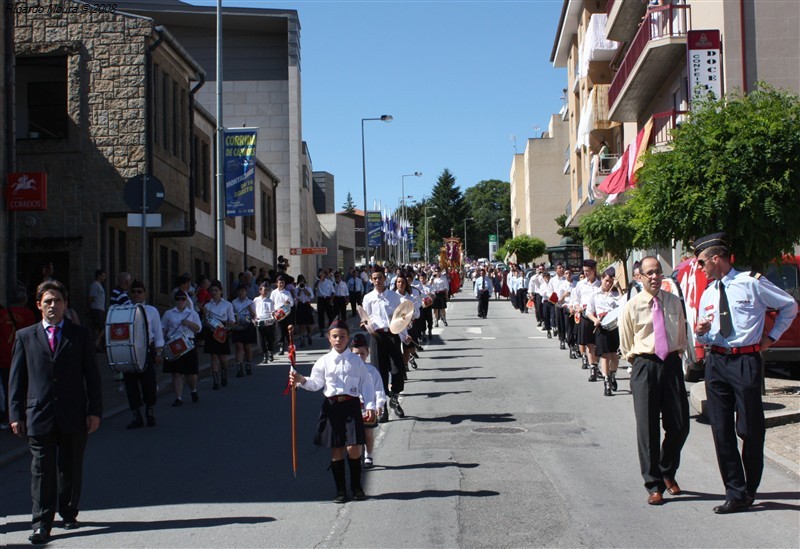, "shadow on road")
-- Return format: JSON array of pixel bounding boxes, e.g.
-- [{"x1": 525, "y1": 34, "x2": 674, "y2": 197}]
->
[
  {"x1": 373, "y1": 461, "x2": 480, "y2": 471},
  {"x1": 410, "y1": 413, "x2": 516, "y2": 425},
  {"x1": 368, "y1": 489, "x2": 499, "y2": 501}
]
